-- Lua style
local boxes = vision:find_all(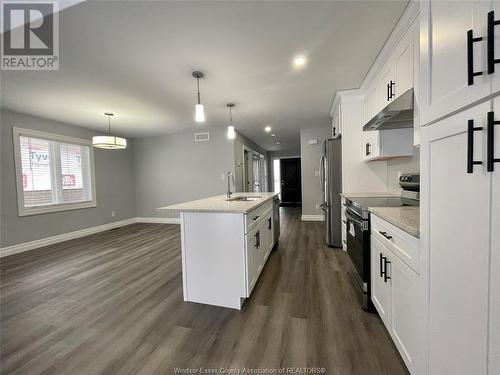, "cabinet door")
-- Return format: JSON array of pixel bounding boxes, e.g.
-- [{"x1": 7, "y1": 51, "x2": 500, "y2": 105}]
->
[
  {"x1": 388, "y1": 251, "x2": 419, "y2": 373},
  {"x1": 335, "y1": 105, "x2": 342, "y2": 136},
  {"x1": 421, "y1": 100, "x2": 491, "y2": 375},
  {"x1": 362, "y1": 132, "x2": 381, "y2": 160},
  {"x1": 379, "y1": 61, "x2": 395, "y2": 108},
  {"x1": 492, "y1": 1, "x2": 500, "y2": 94},
  {"x1": 420, "y1": 0, "x2": 491, "y2": 126},
  {"x1": 266, "y1": 213, "x2": 274, "y2": 256},
  {"x1": 489, "y1": 96, "x2": 500, "y2": 374},
  {"x1": 371, "y1": 236, "x2": 391, "y2": 327},
  {"x1": 394, "y1": 21, "x2": 415, "y2": 99},
  {"x1": 245, "y1": 225, "x2": 259, "y2": 295}
]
